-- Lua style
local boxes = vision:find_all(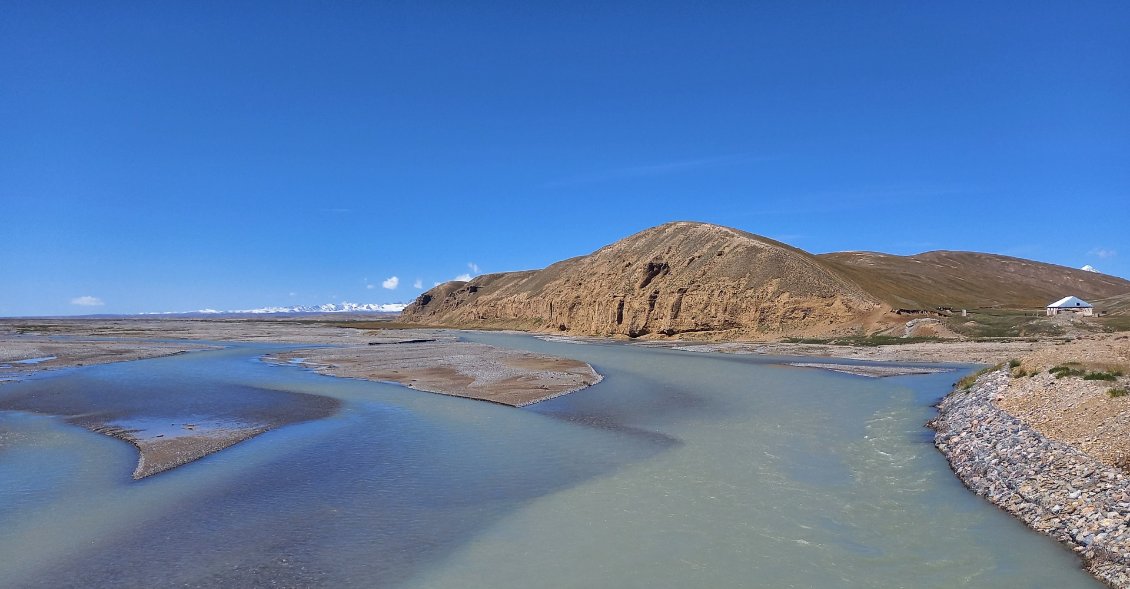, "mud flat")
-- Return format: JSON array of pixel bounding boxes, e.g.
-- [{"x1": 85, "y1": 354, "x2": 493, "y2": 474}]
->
[
  {"x1": 655, "y1": 339, "x2": 1048, "y2": 364},
  {"x1": 88, "y1": 421, "x2": 271, "y2": 479},
  {"x1": 0, "y1": 338, "x2": 215, "y2": 382},
  {"x1": 0, "y1": 317, "x2": 387, "y2": 344},
  {"x1": 786, "y1": 362, "x2": 952, "y2": 377},
  {"x1": 267, "y1": 340, "x2": 602, "y2": 407},
  {"x1": 0, "y1": 318, "x2": 605, "y2": 408},
  {"x1": 931, "y1": 368, "x2": 1130, "y2": 588}
]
